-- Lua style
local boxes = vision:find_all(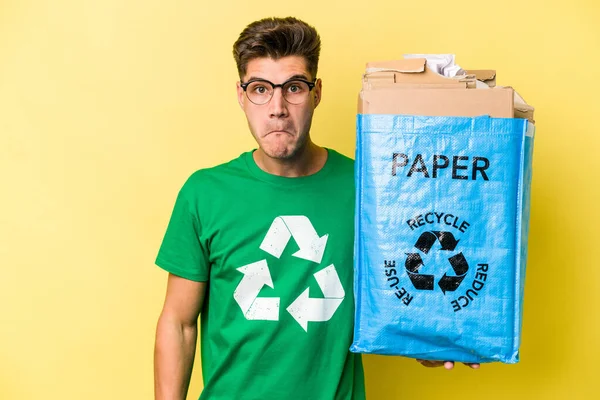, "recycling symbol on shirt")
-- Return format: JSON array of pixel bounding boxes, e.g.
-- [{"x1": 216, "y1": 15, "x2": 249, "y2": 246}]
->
[
  {"x1": 233, "y1": 216, "x2": 345, "y2": 332},
  {"x1": 405, "y1": 231, "x2": 469, "y2": 294}
]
